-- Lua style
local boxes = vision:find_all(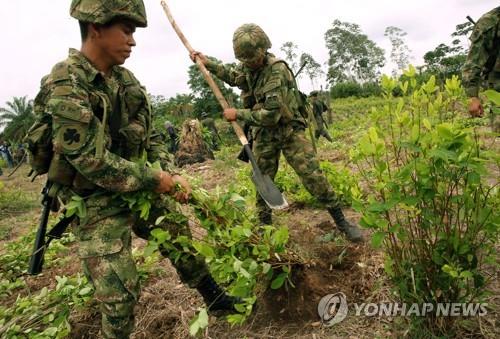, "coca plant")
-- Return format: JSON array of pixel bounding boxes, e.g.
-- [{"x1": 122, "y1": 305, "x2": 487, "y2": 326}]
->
[{"x1": 350, "y1": 66, "x2": 499, "y2": 334}]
